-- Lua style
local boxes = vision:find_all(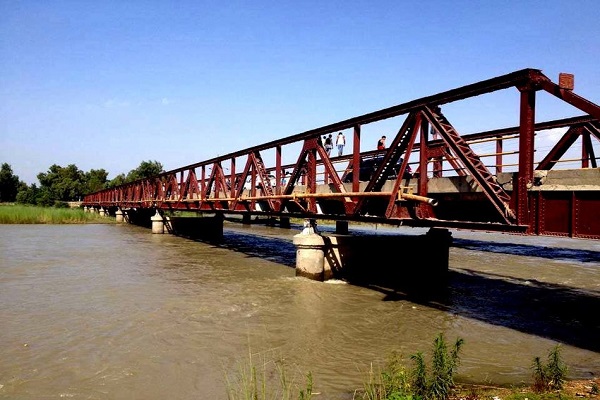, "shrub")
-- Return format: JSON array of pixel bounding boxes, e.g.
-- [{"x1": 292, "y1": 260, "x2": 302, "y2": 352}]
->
[
  {"x1": 410, "y1": 333, "x2": 464, "y2": 400},
  {"x1": 531, "y1": 344, "x2": 568, "y2": 392}
]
